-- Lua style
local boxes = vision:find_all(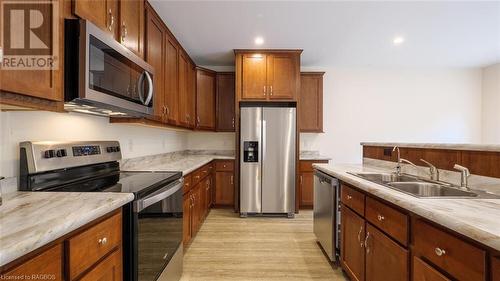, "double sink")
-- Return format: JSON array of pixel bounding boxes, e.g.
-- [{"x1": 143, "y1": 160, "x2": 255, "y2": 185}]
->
[{"x1": 349, "y1": 172, "x2": 493, "y2": 198}]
